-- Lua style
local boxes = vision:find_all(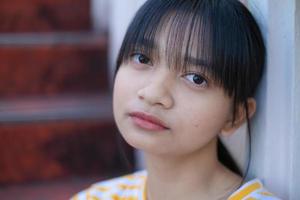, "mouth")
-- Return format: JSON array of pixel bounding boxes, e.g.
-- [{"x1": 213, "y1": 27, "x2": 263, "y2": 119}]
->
[{"x1": 128, "y1": 111, "x2": 170, "y2": 131}]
